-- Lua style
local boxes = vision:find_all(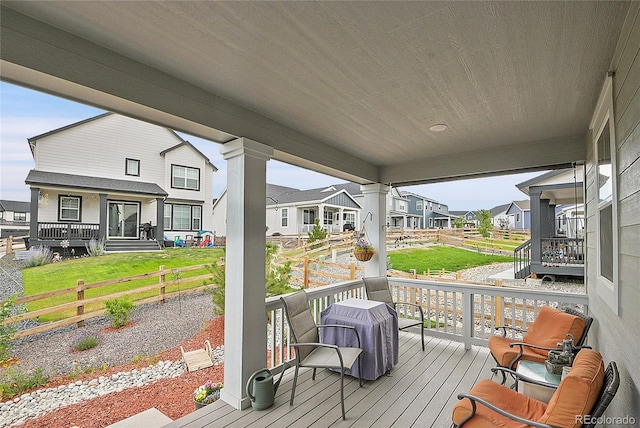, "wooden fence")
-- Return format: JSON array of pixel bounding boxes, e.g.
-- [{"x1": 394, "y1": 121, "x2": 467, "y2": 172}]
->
[
  {"x1": 2, "y1": 263, "x2": 220, "y2": 339},
  {"x1": 0, "y1": 235, "x2": 27, "y2": 255}
]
